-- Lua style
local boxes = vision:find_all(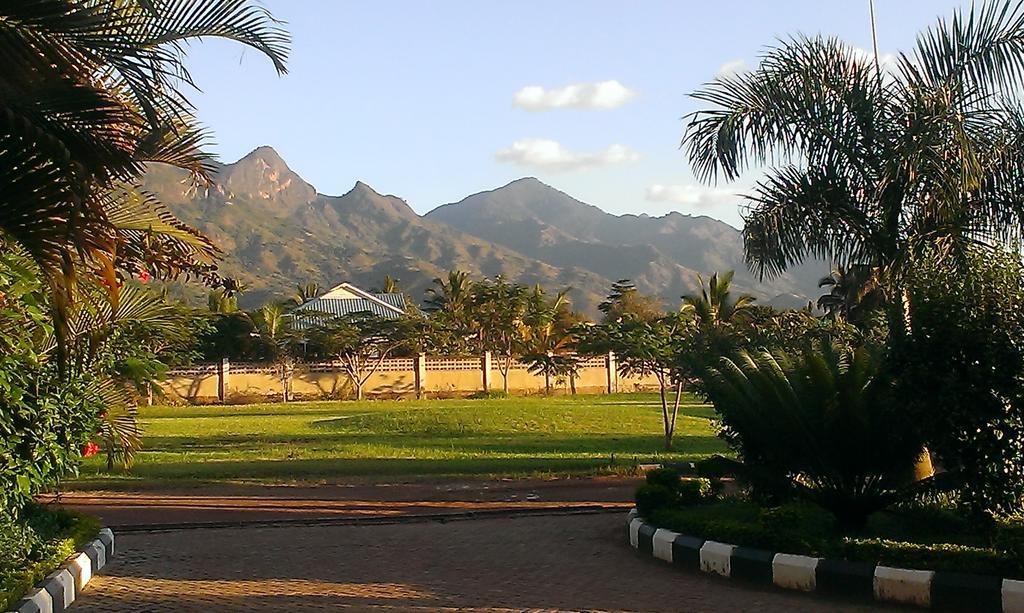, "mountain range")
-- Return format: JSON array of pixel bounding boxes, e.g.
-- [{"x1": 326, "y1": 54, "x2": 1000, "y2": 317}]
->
[{"x1": 143, "y1": 146, "x2": 826, "y2": 315}]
